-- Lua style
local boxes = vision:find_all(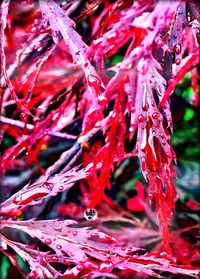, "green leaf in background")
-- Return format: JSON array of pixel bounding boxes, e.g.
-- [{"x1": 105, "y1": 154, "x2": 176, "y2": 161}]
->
[
  {"x1": 1, "y1": 255, "x2": 10, "y2": 279},
  {"x1": 184, "y1": 108, "x2": 195, "y2": 121},
  {"x1": 17, "y1": 255, "x2": 30, "y2": 274},
  {"x1": 182, "y1": 87, "x2": 193, "y2": 103},
  {"x1": 113, "y1": 54, "x2": 123, "y2": 65}
]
